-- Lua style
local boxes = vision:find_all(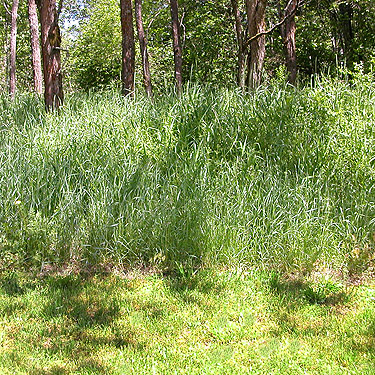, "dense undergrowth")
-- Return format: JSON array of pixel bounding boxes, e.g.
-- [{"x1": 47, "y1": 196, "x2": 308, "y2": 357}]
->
[{"x1": 1, "y1": 75, "x2": 374, "y2": 273}]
